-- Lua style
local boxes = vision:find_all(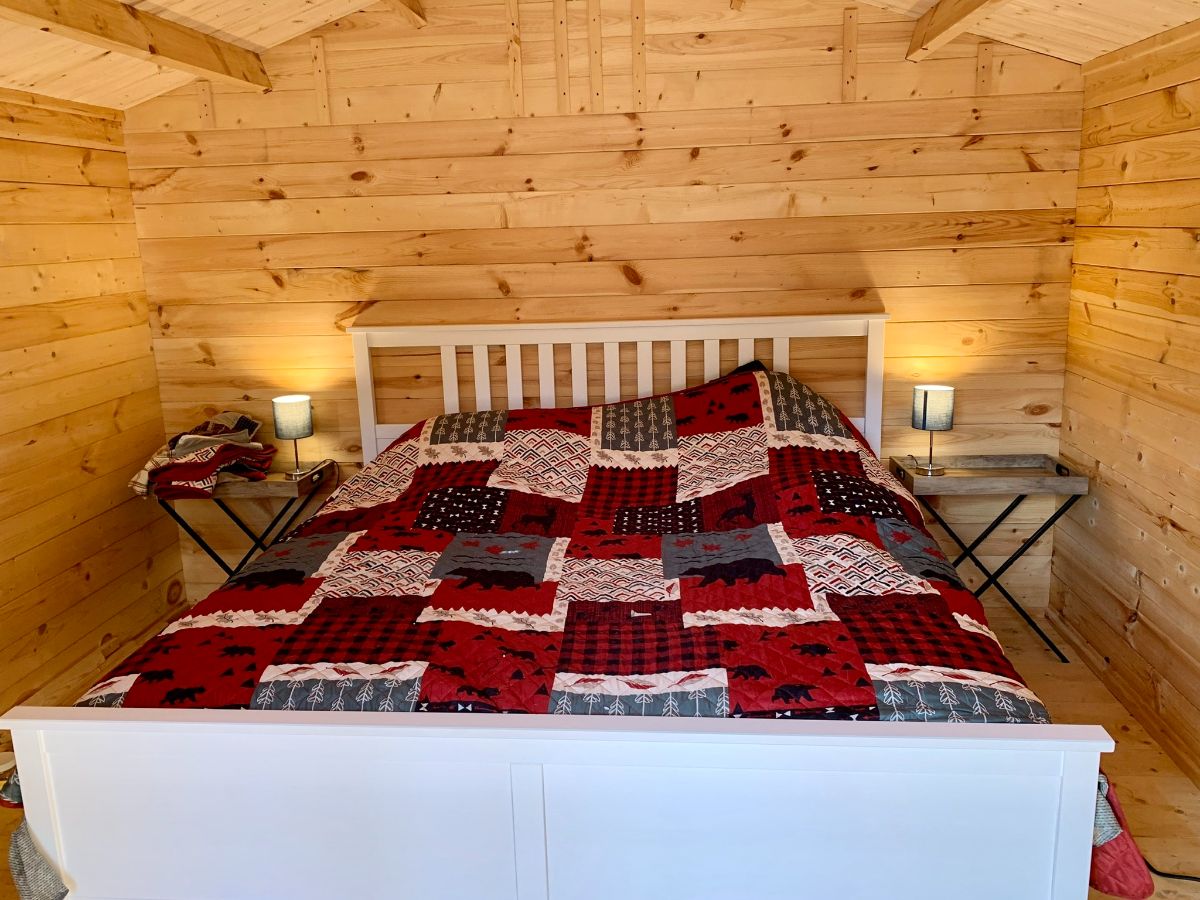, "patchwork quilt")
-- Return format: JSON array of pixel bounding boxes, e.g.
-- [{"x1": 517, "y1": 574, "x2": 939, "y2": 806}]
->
[{"x1": 80, "y1": 365, "x2": 1049, "y2": 725}]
